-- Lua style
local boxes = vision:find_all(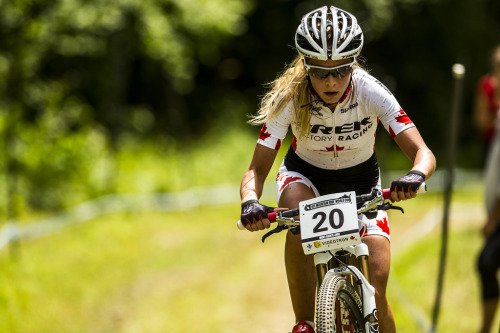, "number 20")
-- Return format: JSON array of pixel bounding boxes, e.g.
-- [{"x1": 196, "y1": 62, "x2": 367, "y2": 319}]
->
[{"x1": 312, "y1": 209, "x2": 344, "y2": 233}]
